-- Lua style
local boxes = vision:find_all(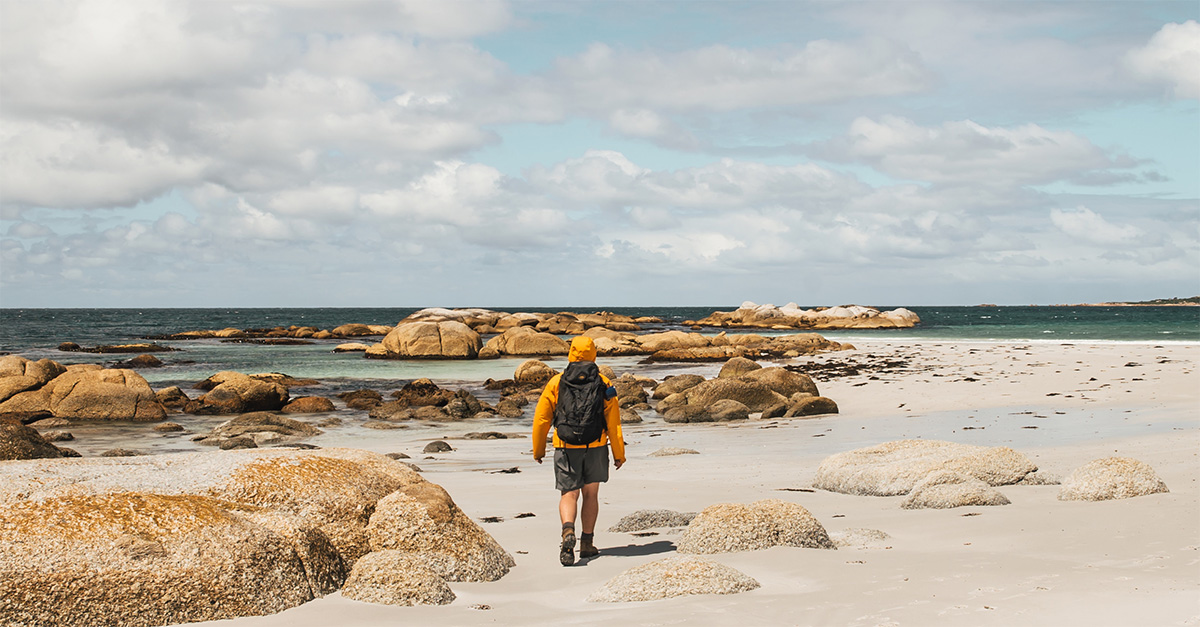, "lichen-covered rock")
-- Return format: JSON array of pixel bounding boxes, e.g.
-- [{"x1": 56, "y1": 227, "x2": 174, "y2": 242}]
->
[
  {"x1": 900, "y1": 470, "x2": 1011, "y2": 509},
  {"x1": 608, "y1": 509, "x2": 697, "y2": 532},
  {"x1": 194, "y1": 371, "x2": 289, "y2": 414},
  {"x1": 483, "y1": 327, "x2": 570, "y2": 357},
  {"x1": 0, "y1": 492, "x2": 315, "y2": 627},
  {"x1": 784, "y1": 396, "x2": 839, "y2": 417},
  {"x1": 380, "y1": 321, "x2": 481, "y2": 359},
  {"x1": 718, "y1": 356, "x2": 761, "y2": 378},
  {"x1": 0, "y1": 356, "x2": 66, "y2": 386},
  {"x1": 155, "y1": 386, "x2": 190, "y2": 409},
  {"x1": 281, "y1": 396, "x2": 336, "y2": 414},
  {"x1": 196, "y1": 412, "x2": 322, "y2": 448},
  {"x1": 1058, "y1": 457, "x2": 1169, "y2": 501},
  {"x1": 662, "y1": 377, "x2": 787, "y2": 413},
  {"x1": 739, "y1": 367, "x2": 818, "y2": 398},
  {"x1": 676, "y1": 499, "x2": 835, "y2": 554},
  {"x1": 366, "y1": 484, "x2": 515, "y2": 582},
  {"x1": 587, "y1": 556, "x2": 759, "y2": 602},
  {"x1": 0, "y1": 420, "x2": 66, "y2": 460},
  {"x1": 514, "y1": 360, "x2": 555, "y2": 385},
  {"x1": 43, "y1": 368, "x2": 166, "y2": 421},
  {"x1": 340, "y1": 550, "x2": 455, "y2": 606},
  {"x1": 619, "y1": 407, "x2": 642, "y2": 424},
  {"x1": 813, "y1": 440, "x2": 1037, "y2": 496},
  {"x1": 651, "y1": 374, "x2": 706, "y2": 400}
]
